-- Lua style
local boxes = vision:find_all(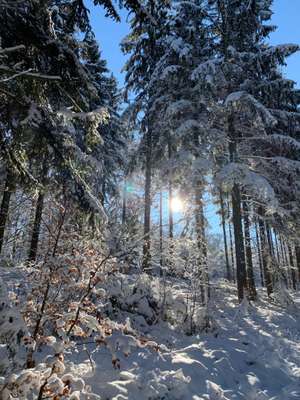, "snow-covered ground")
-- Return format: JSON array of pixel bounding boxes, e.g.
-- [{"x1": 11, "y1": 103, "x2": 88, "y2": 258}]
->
[
  {"x1": 1, "y1": 267, "x2": 300, "y2": 400},
  {"x1": 69, "y1": 283, "x2": 300, "y2": 400}
]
